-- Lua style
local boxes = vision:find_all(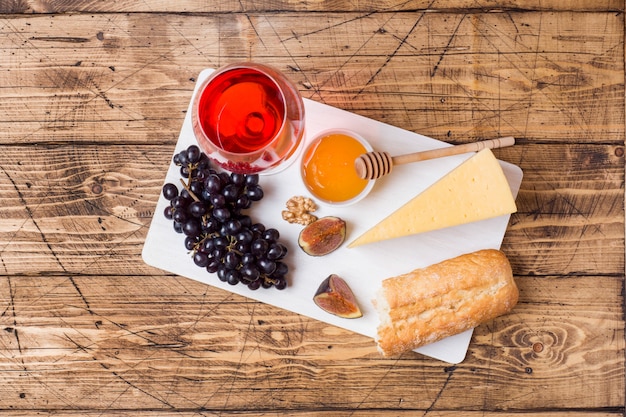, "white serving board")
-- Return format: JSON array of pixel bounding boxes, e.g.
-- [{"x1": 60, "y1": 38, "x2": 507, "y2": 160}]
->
[{"x1": 142, "y1": 69, "x2": 523, "y2": 364}]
